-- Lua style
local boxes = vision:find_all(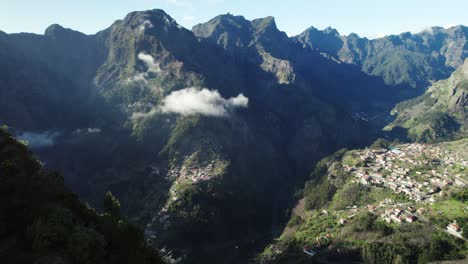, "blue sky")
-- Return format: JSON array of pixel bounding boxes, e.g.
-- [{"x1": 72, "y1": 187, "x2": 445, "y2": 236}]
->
[{"x1": 1, "y1": 0, "x2": 467, "y2": 38}]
